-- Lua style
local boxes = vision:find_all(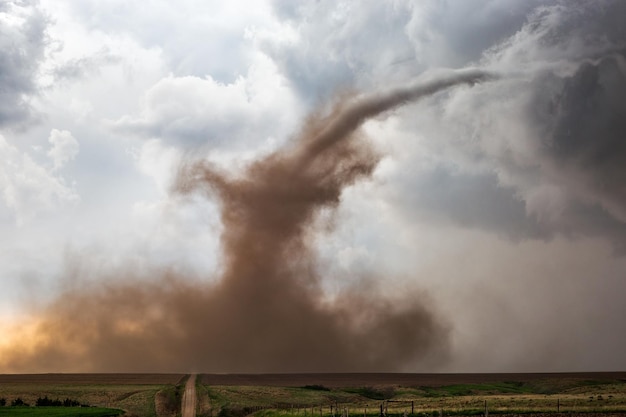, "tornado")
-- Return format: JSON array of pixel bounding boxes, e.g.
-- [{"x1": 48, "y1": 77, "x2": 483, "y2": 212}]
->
[{"x1": 0, "y1": 68, "x2": 495, "y2": 373}]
